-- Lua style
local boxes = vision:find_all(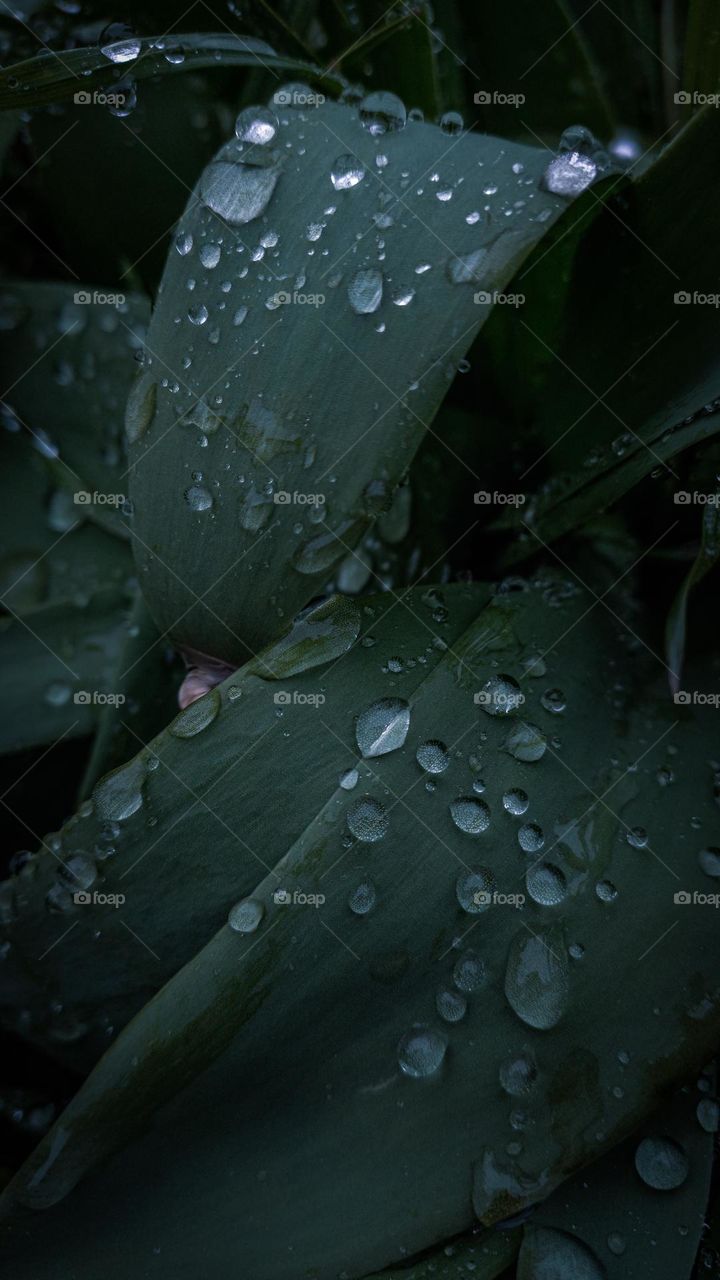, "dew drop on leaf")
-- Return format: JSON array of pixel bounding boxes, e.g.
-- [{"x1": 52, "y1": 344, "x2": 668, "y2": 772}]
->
[
  {"x1": 356, "y1": 697, "x2": 410, "y2": 757},
  {"x1": 397, "y1": 1025, "x2": 447, "y2": 1077}
]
